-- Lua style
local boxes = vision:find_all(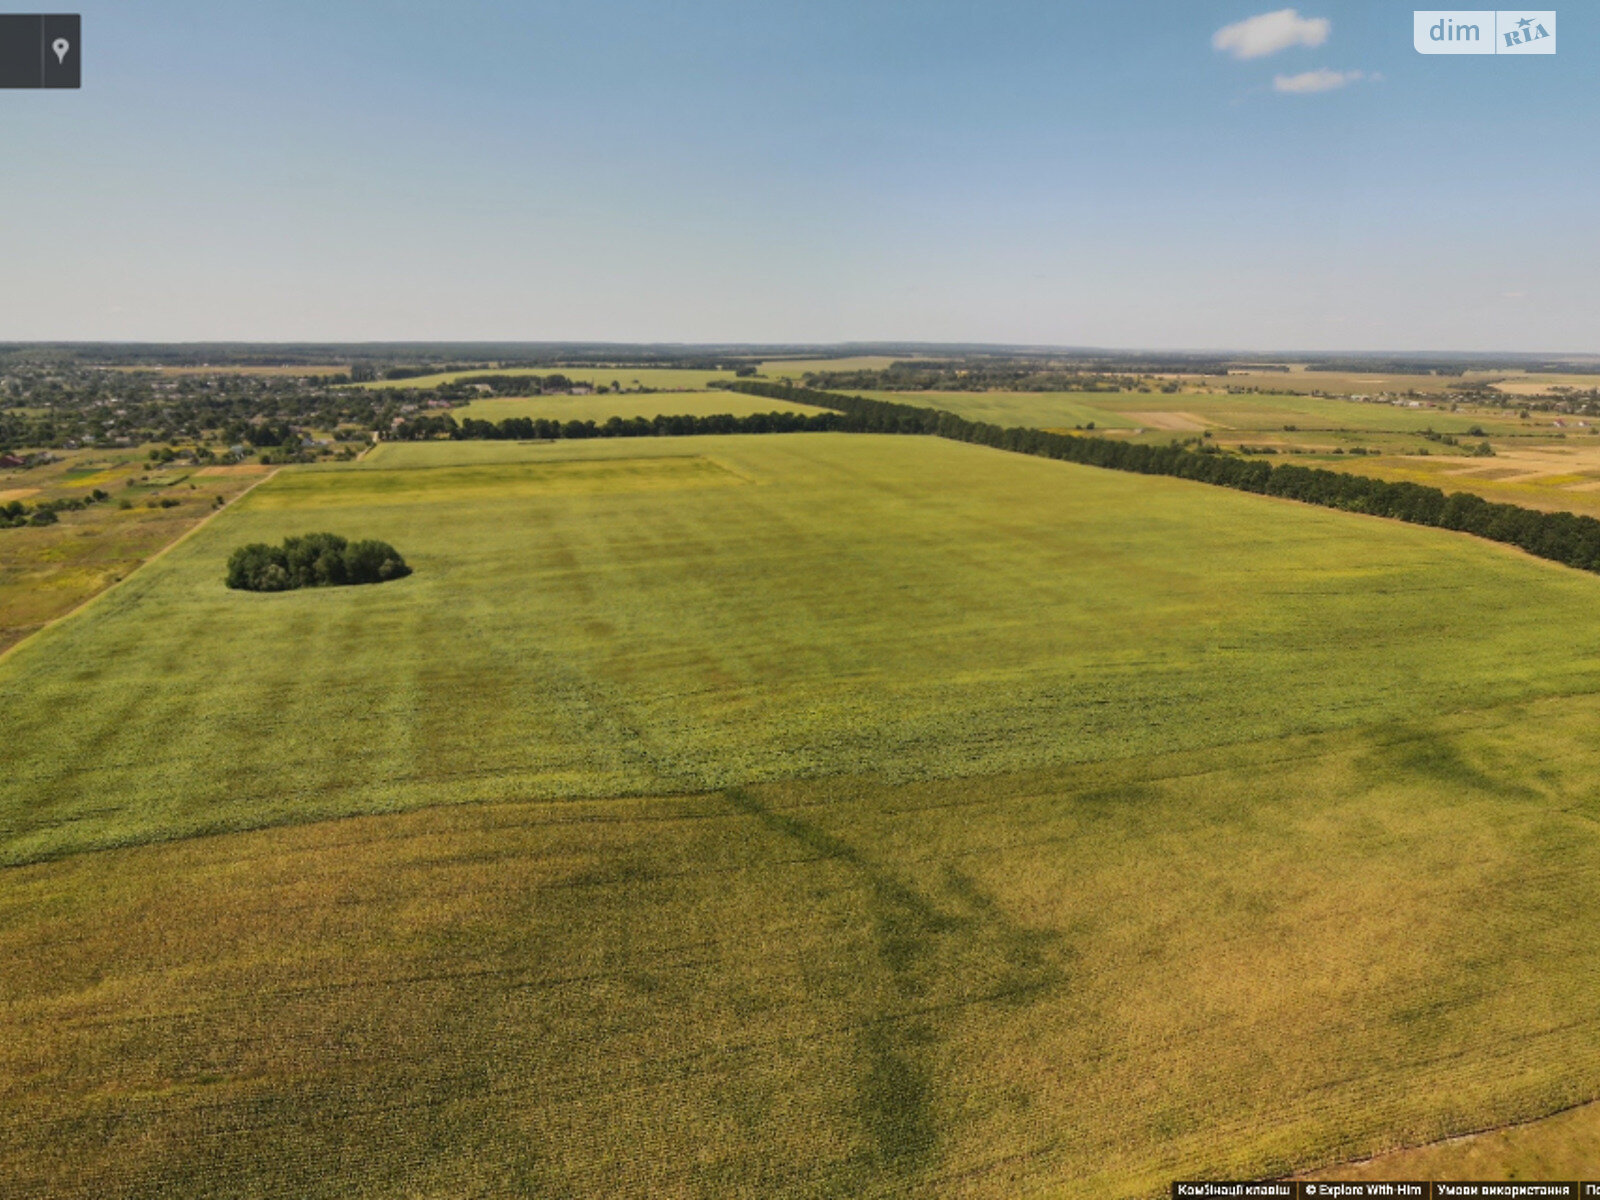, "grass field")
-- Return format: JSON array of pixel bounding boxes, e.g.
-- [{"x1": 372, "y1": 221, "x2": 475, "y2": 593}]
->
[
  {"x1": 13, "y1": 433, "x2": 1600, "y2": 863},
  {"x1": 853, "y1": 390, "x2": 1532, "y2": 439},
  {"x1": 12, "y1": 713, "x2": 1600, "y2": 1198},
  {"x1": 10, "y1": 433, "x2": 1600, "y2": 1195},
  {"x1": 0, "y1": 452, "x2": 267, "y2": 653}
]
